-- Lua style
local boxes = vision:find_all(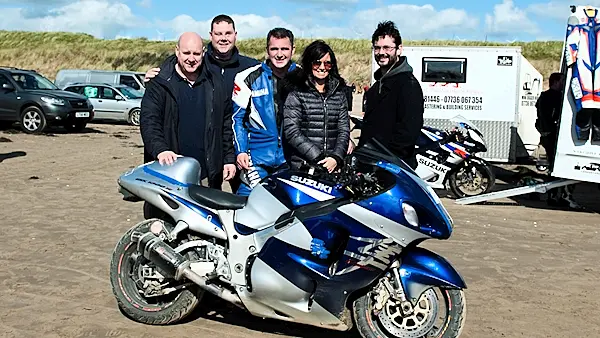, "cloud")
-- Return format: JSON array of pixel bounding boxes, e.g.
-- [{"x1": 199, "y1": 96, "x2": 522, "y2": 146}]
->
[
  {"x1": 159, "y1": 13, "x2": 307, "y2": 40},
  {"x1": 0, "y1": 0, "x2": 554, "y2": 43},
  {"x1": 137, "y1": 0, "x2": 151, "y2": 8},
  {"x1": 352, "y1": 4, "x2": 479, "y2": 40},
  {"x1": 485, "y1": 0, "x2": 539, "y2": 38},
  {"x1": 0, "y1": 0, "x2": 71, "y2": 3},
  {"x1": 284, "y1": 0, "x2": 358, "y2": 4},
  {"x1": 158, "y1": 4, "x2": 480, "y2": 41},
  {"x1": 286, "y1": 6, "x2": 351, "y2": 35},
  {"x1": 320, "y1": 9, "x2": 348, "y2": 19},
  {"x1": 0, "y1": 0, "x2": 145, "y2": 39},
  {"x1": 527, "y1": 1, "x2": 600, "y2": 21},
  {"x1": 161, "y1": 12, "x2": 356, "y2": 41},
  {"x1": 527, "y1": 1, "x2": 571, "y2": 20}
]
